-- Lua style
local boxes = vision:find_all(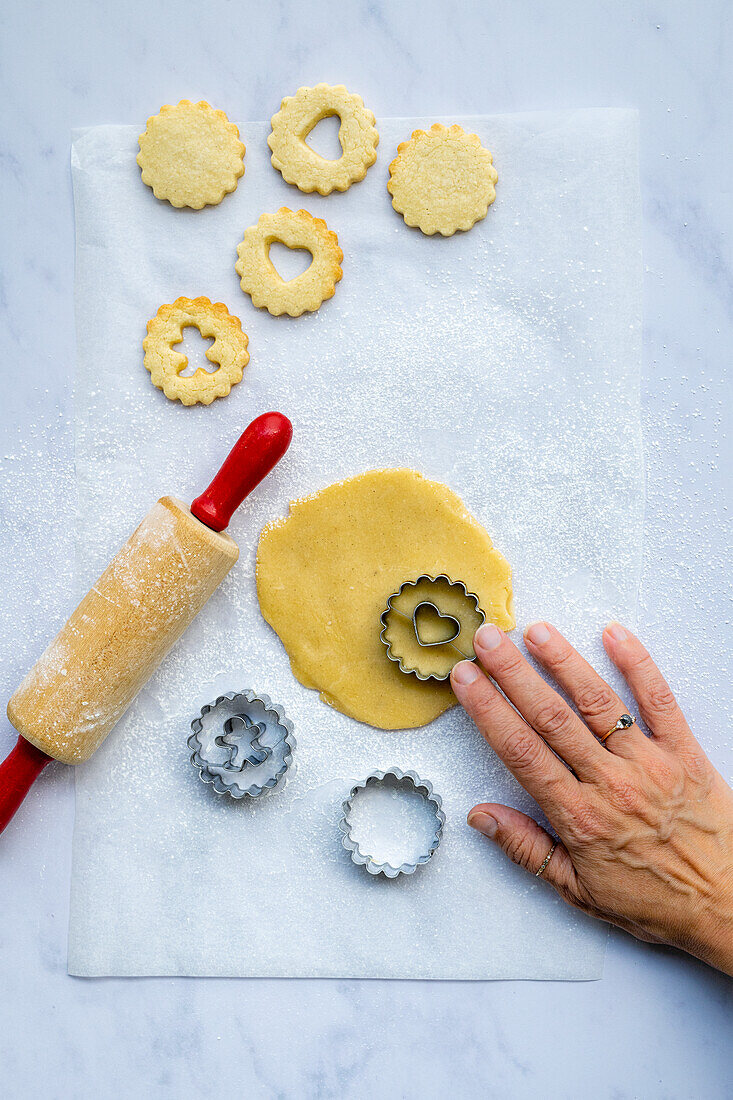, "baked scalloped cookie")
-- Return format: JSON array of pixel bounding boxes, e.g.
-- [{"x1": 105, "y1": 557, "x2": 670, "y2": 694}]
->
[
  {"x1": 143, "y1": 296, "x2": 249, "y2": 405},
  {"x1": 268, "y1": 83, "x2": 378, "y2": 195},
  {"x1": 235, "y1": 208, "x2": 343, "y2": 317},
  {"x1": 137, "y1": 100, "x2": 245, "y2": 209},
  {"x1": 388, "y1": 123, "x2": 498, "y2": 236}
]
